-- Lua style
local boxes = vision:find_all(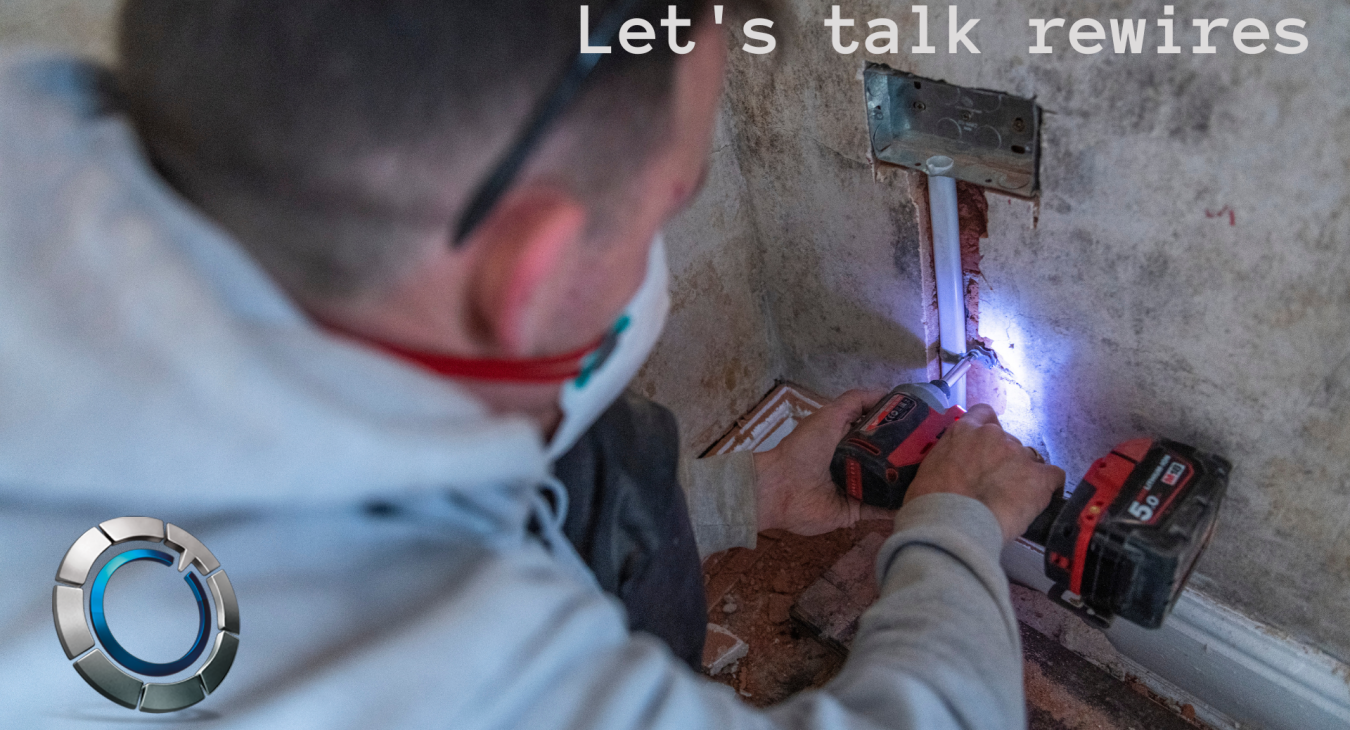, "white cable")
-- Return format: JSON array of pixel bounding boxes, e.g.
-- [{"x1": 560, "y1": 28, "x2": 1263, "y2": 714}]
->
[{"x1": 926, "y1": 155, "x2": 967, "y2": 408}]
